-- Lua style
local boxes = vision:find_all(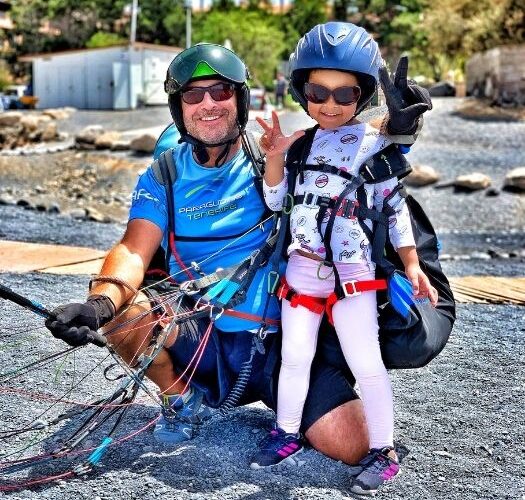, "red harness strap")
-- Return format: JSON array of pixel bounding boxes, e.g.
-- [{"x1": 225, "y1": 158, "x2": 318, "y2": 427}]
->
[
  {"x1": 325, "y1": 278, "x2": 388, "y2": 324},
  {"x1": 277, "y1": 277, "x2": 388, "y2": 324},
  {"x1": 277, "y1": 278, "x2": 326, "y2": 315}
]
